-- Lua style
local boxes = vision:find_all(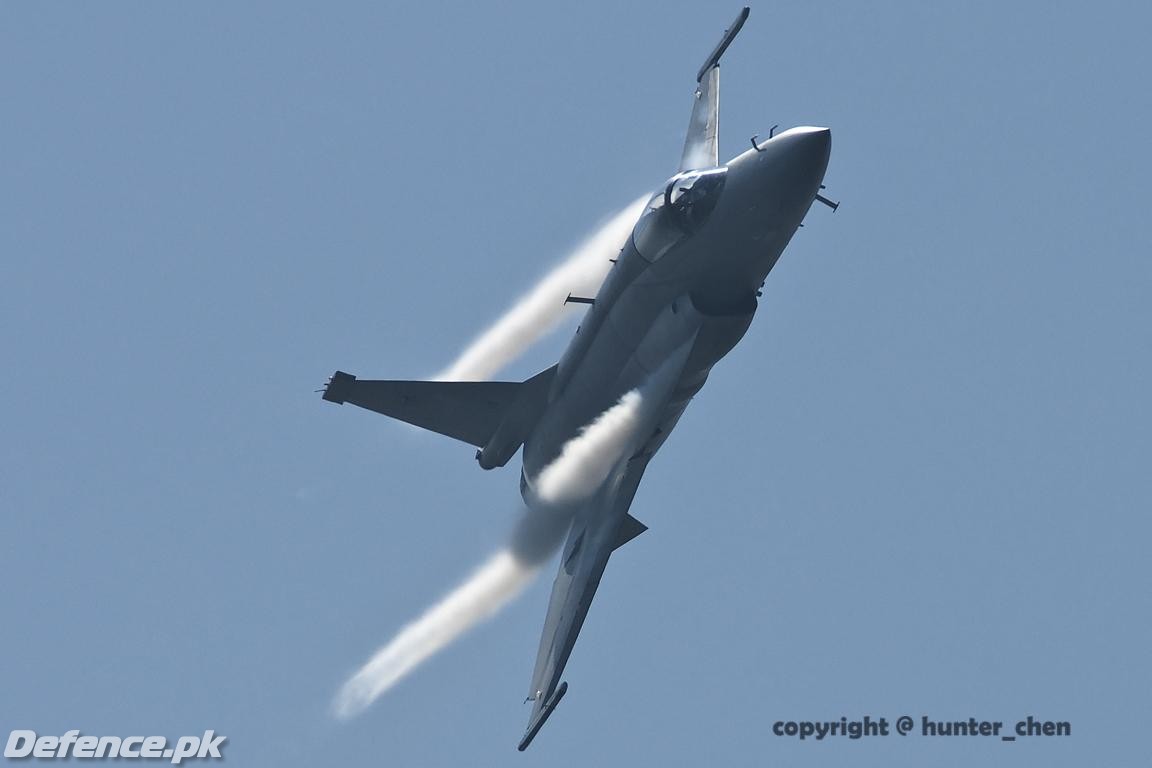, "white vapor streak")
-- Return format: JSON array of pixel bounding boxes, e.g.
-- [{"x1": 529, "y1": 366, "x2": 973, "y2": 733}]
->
[
  {"x1": 333, "y1": 550, "x2": 536, "y2": 719},
  {"x1": 333, "y1": 391, "x2": 647, "y2": 718},
  {"x1": 435, "y1": 196, "x2": 648, "y2": 382},
  {"x1": 533, "y1": 390, "x2": 645, "y2": 507}
]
